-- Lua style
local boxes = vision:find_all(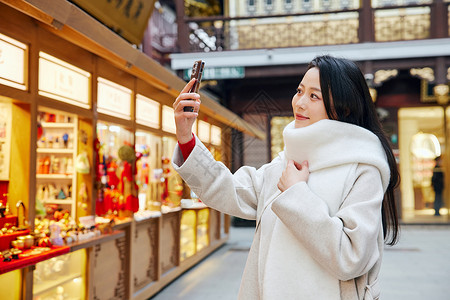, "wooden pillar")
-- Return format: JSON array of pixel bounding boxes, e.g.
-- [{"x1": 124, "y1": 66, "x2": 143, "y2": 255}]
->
[
  {"x1": 430, "y1": 0, "x2": 449, "y2": 39},
  {"x1": 175, "y1": 0, "x2": 190, "y2": 52},
  {"x1": 435, "y1": 56, "x2": 447, "y2": 85},
  {"x1": 358, "y1": 0, "x2": 375, "y2": 43}
]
